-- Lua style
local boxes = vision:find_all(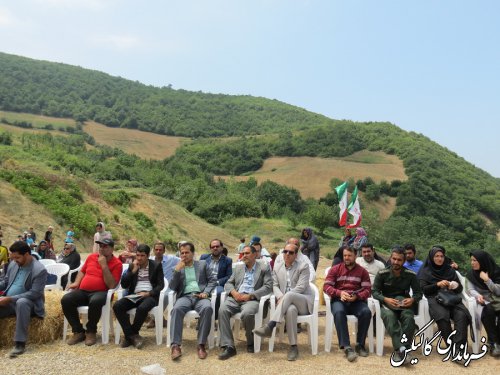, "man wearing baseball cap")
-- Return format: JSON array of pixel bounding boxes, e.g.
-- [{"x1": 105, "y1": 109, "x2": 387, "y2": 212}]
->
[{"x1": 61, "y1": 238, "x2": 122, "y2": 346}]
